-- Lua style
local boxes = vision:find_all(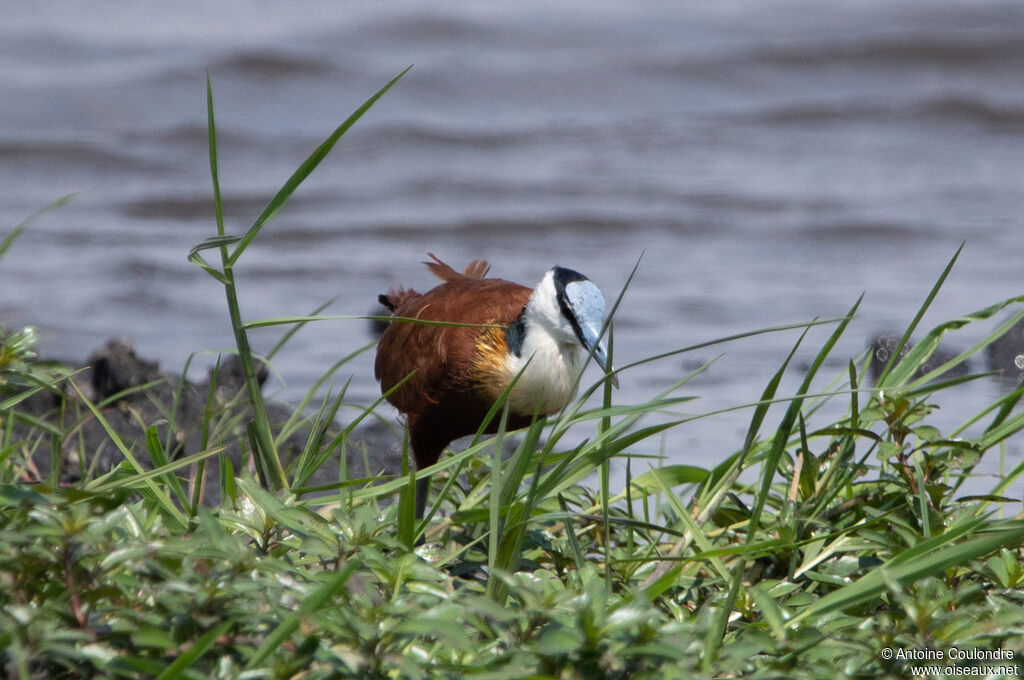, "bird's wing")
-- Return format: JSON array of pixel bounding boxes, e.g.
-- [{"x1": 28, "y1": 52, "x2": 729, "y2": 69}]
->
[{"x1": 374, "y1": 277, "x2": 530, "y2": 416}]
